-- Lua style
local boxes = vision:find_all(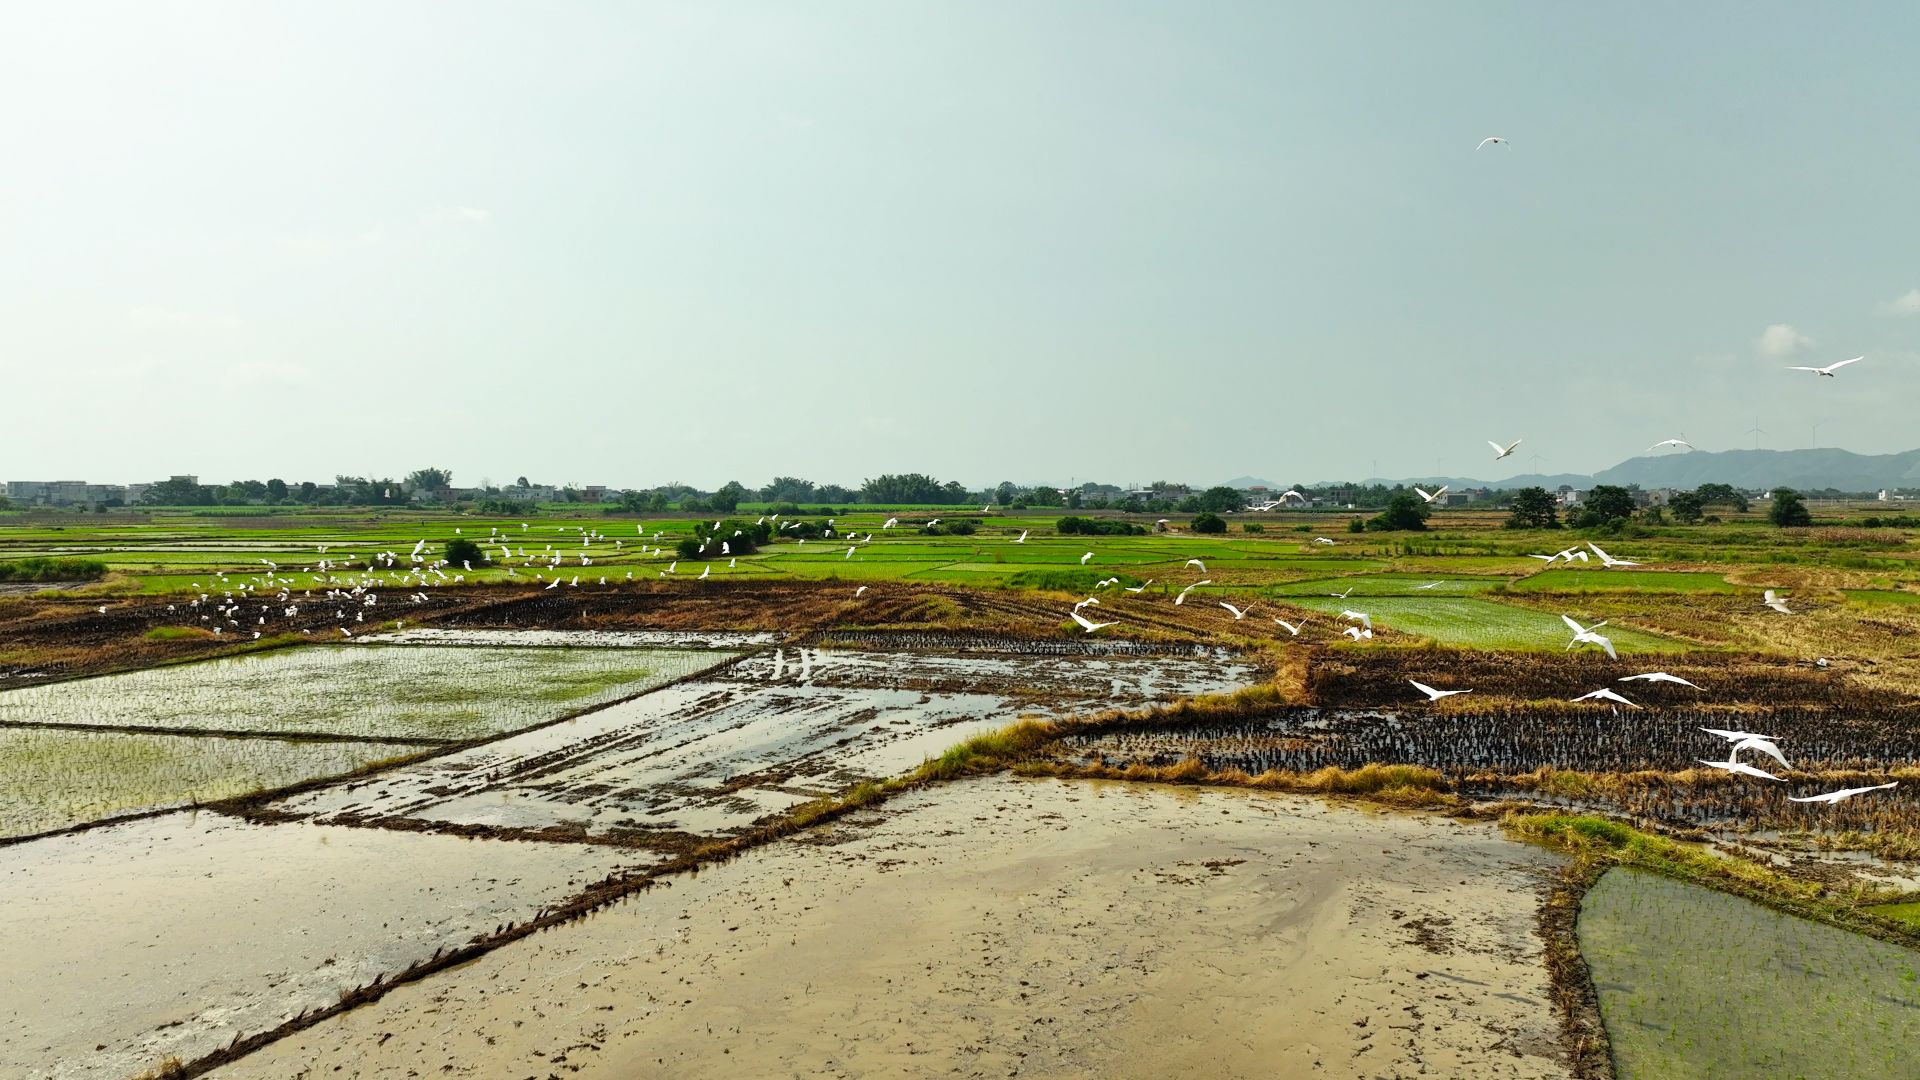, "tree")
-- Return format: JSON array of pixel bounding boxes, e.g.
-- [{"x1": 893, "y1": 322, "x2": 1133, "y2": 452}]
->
[
  {"x1": 1197, "y1": 486, "x2": 1243, "y2": 514},
  {"x1": 407, "y1": 468, "x2": 453, "y2": 496},
  {"x1": 1365, "y1": 493, "x2": 1430, "y2": 532},
  {"x1": 1669, "y1": 490, "x2": 1705, "y2": 524},
  {"x1": 515, "y1": 476, "x2": 530, "y2": 488},
  {"x1": 1190, "y1": 512, "x2": 1227, "y2": 534},
  {"x1": 1504, "y1": 487, "x2": 1559, "y2": 530},
  {"x1": 1694, "y1": 483, "x2": 1749, "y2": 514},
  {"x1": 1575, "y1": 485, "x2": 1636, "y2": 527},
  {"x1": 445, "y1": 538, "x2": 485, "y2": 567},
  {"x1": 711, "y1": 481, "x2": 749, "y2": 513},
  {"x1": 265, "y1": 478, "x2": 288, "y2": 503},
  {"x1": 1769, "y1": 487, "x2": 1812, "y2": 527},
  {"x1": 993, "y1": 481, "x2": 1020, "y2": 506}
]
